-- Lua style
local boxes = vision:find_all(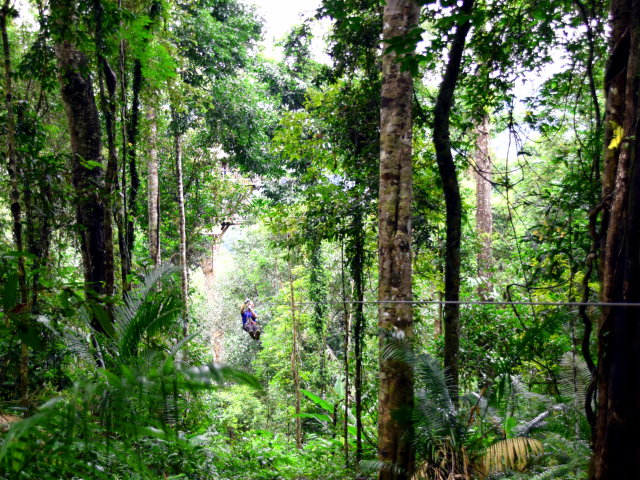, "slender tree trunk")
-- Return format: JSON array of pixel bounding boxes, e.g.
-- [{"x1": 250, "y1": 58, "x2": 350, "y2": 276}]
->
[
  {"x1": 432, "y1": 0, "x2": 474, "y2": 402},
  {"x1": 201, "y1": 225, "x2": 230, "y2": 362},
  {"x1": 377, "y1": 1, "x2": 419, "y2": 478},
  {"x1": 474, "y1": 113, "x2": 492, "y2": 299},
  {"x1": 308, "y1": 240, "x2": 328, "y2": 395},
  {"x1": 340, "y1": 240, "x2": 351, "y2": 466},
  {"x1": 147, "y1": 106, "x2": 161, "y2": 265},
  {"x1": 351, "y1": 212, "x2": 365, "y2": 464},
  {"x1": 173, "y1": 123, "x2": 189, "y2": 334},
  {"x1": 125, "y1": 60, "x2": 142, "y2": 273},
  {"x1": 51, "y1": 0, "x2": 109, "y2": 328},
  {"x1": 288, "y1": 247, "x2": 302, "y2": 449},
  {"x1": 591, "y1": 0, "x2": 640, "y2": 478},
  {"x1": 118, "y1": 33, "x2": 131, "y2": 290}
]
